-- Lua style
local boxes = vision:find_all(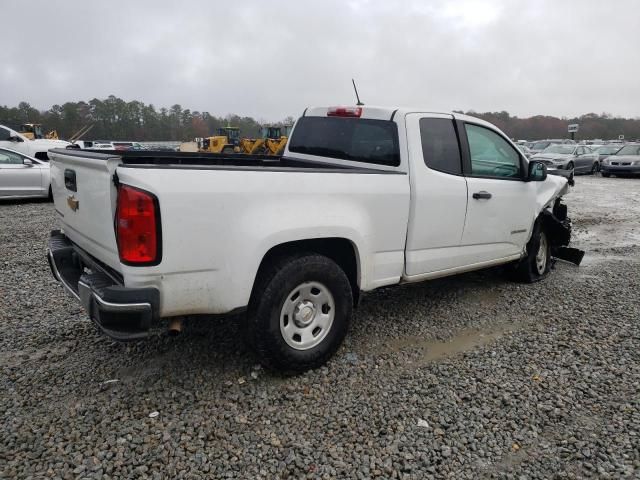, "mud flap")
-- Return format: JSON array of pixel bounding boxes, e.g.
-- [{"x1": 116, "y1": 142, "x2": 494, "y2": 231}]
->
[
  {"x1": 541, "y1": 199, "x2": 585, "y2": 266},
  {"x1": 553, "y1": 247, "x2": 585, "y2": 266}
]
